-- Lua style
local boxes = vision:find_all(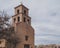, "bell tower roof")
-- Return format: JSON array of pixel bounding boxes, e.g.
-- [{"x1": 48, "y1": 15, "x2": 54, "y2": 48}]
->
[{"x1": 14, "y1": 4, "x2": 29, "y2": 10}]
